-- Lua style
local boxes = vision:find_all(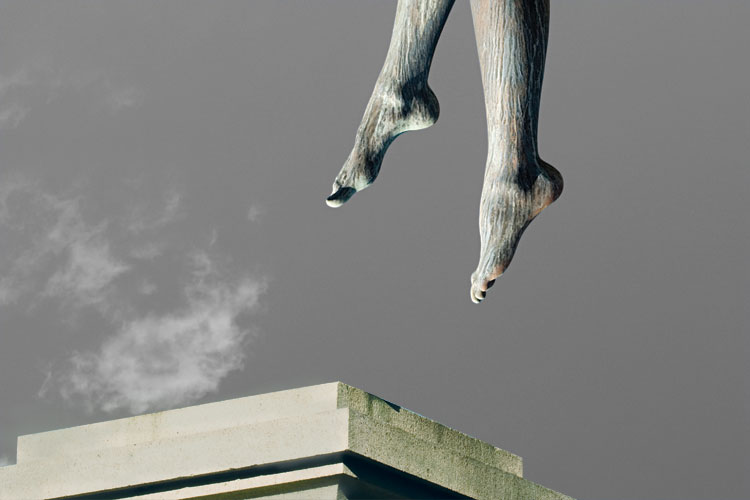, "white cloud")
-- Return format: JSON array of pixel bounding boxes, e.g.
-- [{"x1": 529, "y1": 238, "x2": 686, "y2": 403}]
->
[
  {"x1": 139, "y1": 280, "x2": 157, "y2": 296},
  {"x1": 44, "y1": 238, "x2": 129, "y2": 308},
  {"x1": 54, "y1": 254, "x2": 266, "y2": 414},
  {"x1": 0, "y1": 68, "x2": 33, "y2": 98},
  {"x1": 0, "y1": 103, "x2": 30, "y2": 130},
  {"x1": 126, "y1": 189, "x2": 183, "y2": 235},
  {"x1": 0, "y1": 454, "x2": 12, "y2": 467},
  {"x1": 1, "y1": 177, "x2": 268, "y2": 414},
  {"x1": 0, "y1": 178, "x2": 129, "y2": 309},
  {"x1": 0, "y1": 65, "x2": 144, "y2": 130},
  {"x1": 0, "y1": 67, "x2": 38, "y2": 129},
  {"x1": 129, "y1": 241, "x2": 166, "y2": 260},
  {"x1": 189, "y1": 249, "x2": 216, "y2": 280},
  {"x1": 247, "y1": 204, "x2": 263, "y2": 222},
  {"x1": 104, "y1": 84, "x2": 143, "y2": 112}
]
